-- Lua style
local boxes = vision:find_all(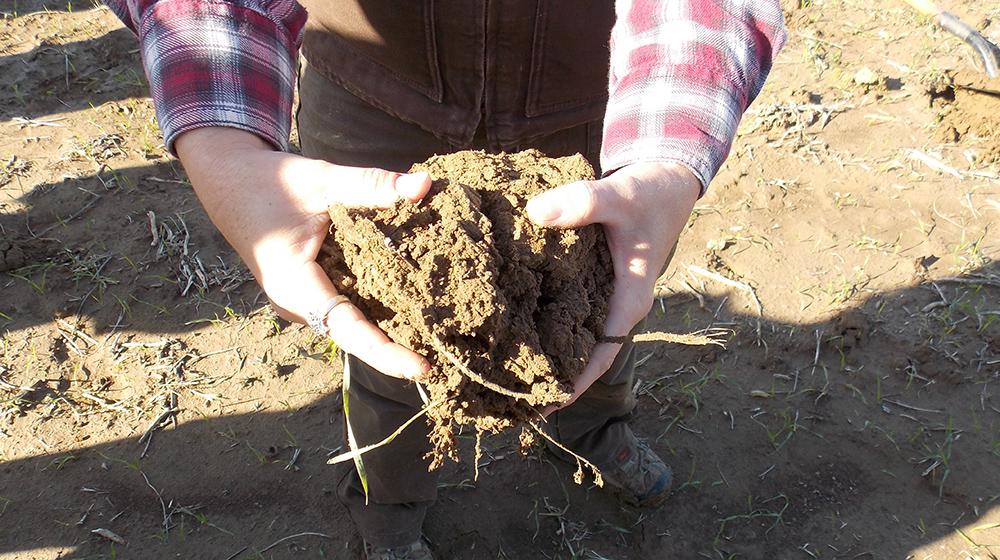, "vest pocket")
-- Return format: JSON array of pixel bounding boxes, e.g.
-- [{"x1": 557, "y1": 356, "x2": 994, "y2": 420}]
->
[
  {"x1": 312, "y1": 0, "x2": 443, "y2": 102},
  {"x1": 525, "y1": 0, "x2": 615, "y2": 117}
]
